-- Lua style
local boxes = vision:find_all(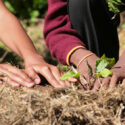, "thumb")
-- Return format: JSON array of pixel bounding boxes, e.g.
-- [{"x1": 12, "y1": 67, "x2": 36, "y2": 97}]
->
[{"x1": 25, "y1": 68, "x2": 41, "y2": 85}]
